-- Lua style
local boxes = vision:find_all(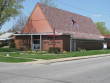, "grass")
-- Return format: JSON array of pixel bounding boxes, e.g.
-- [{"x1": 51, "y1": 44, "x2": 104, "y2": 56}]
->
[
  {"x1": 0, "y1": 48, "x2": 110, "y2": 63},
  {"x1": 0, "y1": 48, "x2": 19, "y2": 52},
  {"x1": 12, "y1": 50, "x2": 110, "y2": 59},
  {"x1": 0, "y1": 56, "x2": 34, "y2": 63},
  {"x1": 0, "y1": 48, "x2": 35, "y2": 62},
  {"x1": 1, "y1": 49, "x2": 110, "y2": 60}
]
